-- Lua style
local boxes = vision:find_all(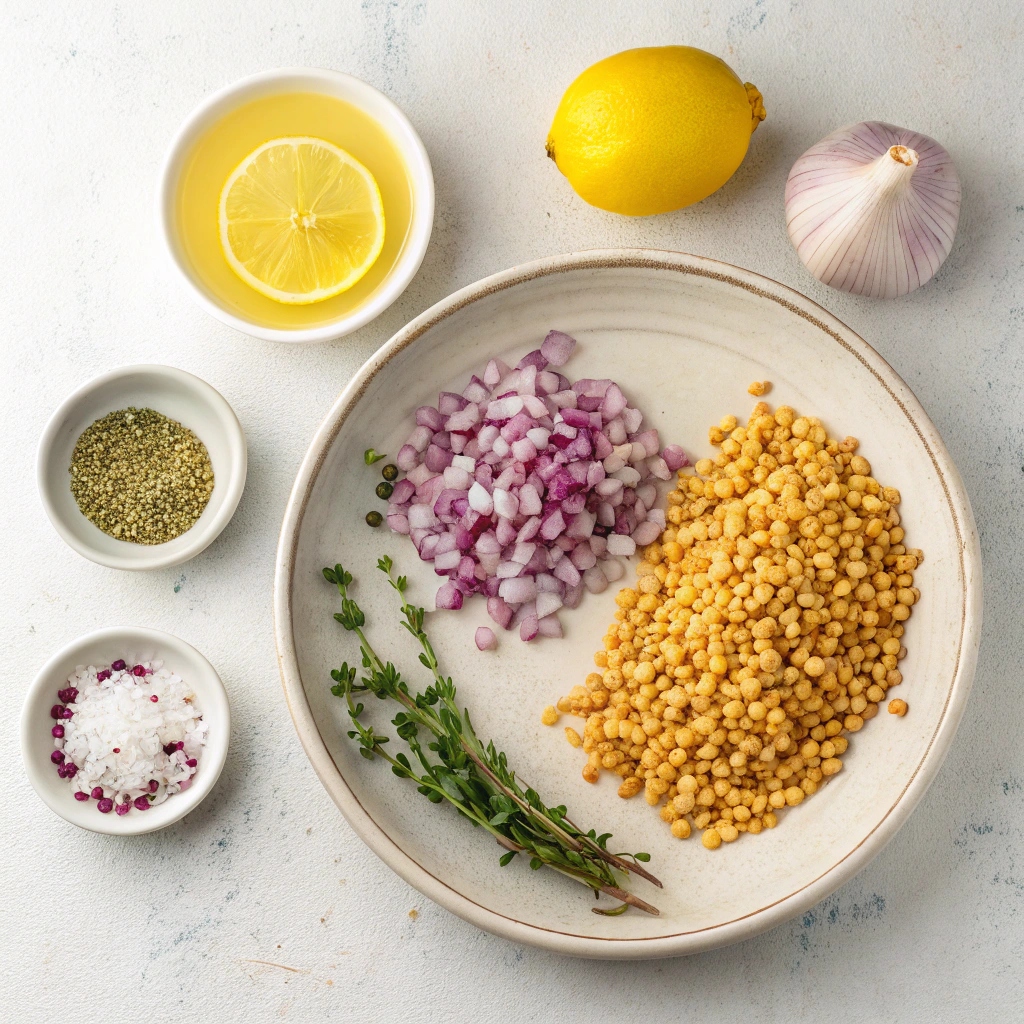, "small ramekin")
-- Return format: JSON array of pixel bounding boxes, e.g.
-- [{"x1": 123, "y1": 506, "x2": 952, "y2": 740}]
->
[
  {"x1": 21, "y1": 627, "x2": 231, "y2": 836},
  {"x1": 157, "y1": 67, "x2": 435, "y2": 343},
  {"x1": 37, "y1": 364, "x2": 247, "y2": 571}
]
